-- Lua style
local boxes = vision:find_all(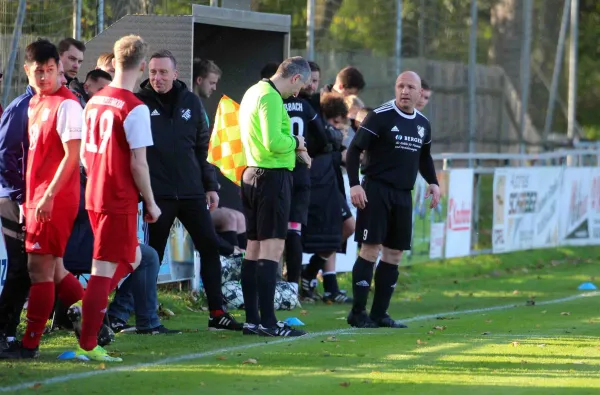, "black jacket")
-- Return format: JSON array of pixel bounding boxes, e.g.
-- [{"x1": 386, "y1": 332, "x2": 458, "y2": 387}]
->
[{"x1": 136, "y1": 79, "x2": 218, "y2": 199}]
